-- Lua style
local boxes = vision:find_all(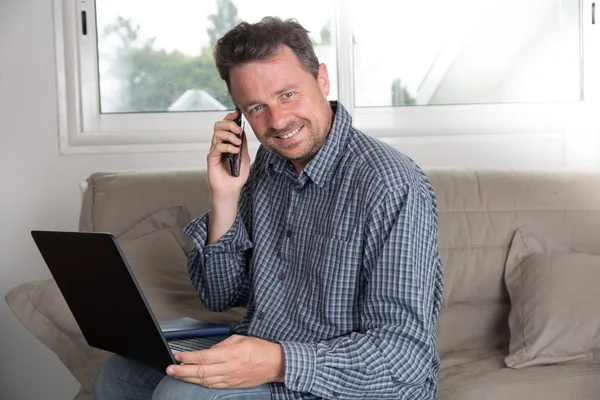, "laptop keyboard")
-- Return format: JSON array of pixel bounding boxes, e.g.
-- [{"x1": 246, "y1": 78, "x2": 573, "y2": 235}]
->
[{"x1": 168, "y1": 335, "x2": 228, "y2": 353}]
